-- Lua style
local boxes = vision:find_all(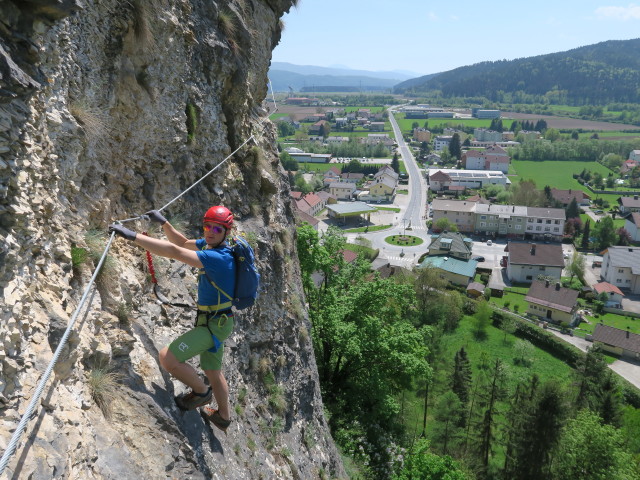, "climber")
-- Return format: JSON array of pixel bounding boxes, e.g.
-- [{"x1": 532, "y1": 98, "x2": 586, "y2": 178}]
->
[{"x1": 109, "y1": 206, "x2": 236, "y2": 433}]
